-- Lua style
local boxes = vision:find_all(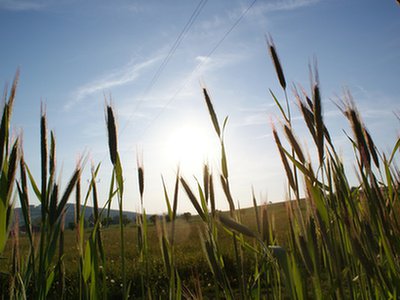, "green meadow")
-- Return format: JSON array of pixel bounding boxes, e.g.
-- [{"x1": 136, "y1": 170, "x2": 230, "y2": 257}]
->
[{"x1": 1, "y1": 202, "x2": 292, "y2": 298}]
